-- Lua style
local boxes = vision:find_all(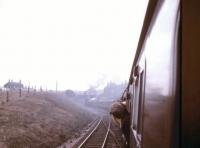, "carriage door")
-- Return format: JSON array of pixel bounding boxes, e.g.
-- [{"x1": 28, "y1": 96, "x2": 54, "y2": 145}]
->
[{"x1": 131, "y1": 60, "x2": 146, "y2": 148}]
